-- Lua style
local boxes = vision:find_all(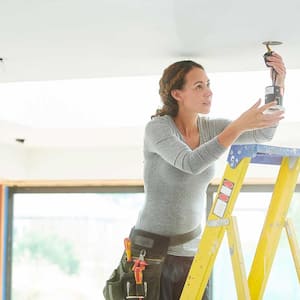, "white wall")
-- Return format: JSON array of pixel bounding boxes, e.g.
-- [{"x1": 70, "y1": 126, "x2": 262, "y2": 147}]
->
[
  {"x1": 0, "y1": 144, "x2": 28, "y2": 179},
  {"x1": 25, "y1": 146, "x2": 143, "y2": 180},
  {"x1": 0, "y1": 122, "x2": 299, "y2": 181}
]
